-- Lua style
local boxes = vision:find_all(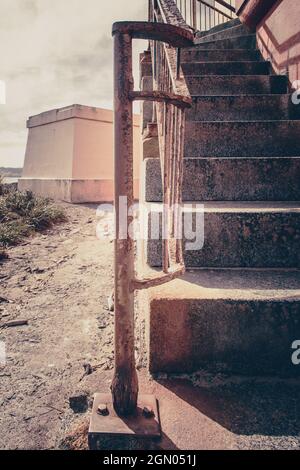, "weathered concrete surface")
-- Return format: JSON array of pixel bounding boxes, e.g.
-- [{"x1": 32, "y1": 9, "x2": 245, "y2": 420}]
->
[
  {"x1": 140, "y1": 17, "x2": 300, "y2": 383},
  {"x1": 18, "y1": 178, "x2": 124, "y2": 204},
  {"x1": 195, "y1": 23, "x2": 251, "y2": 43},
  {"x1": 151, "y1": 375, "x2": 300, "y2": 450},
  {"x1": 144, "y1": 270, "x2": 300, "y2": 375},
  {"x1": 141, "y1": 77, "x2": 153, "y2": 130},
  {"x1": 196, "y1": 17, "x2": 241, "y2": 37},
  {"x1": 19, "y1": 105, "x2": 141, "y2": 202},
  {"x1": 195, "y1": 34, "x2": 257, "y2": 49},
  {"x1": 147, "y1": 202, "x2": 300, "y2": 268},
  {"x1": 182, "y1": 48, "x2": 261, "y2": 62},
  {"x1": 142, "y1": 135, "x2": 160, "y2": 160},
  {"x1": 185, "y1": 121, "x2": 300, "y2": 157},
  {"x1": 145, "y1": 157, "x2": 300, "y2": 202},
  {"x1": 182, "y1": 60, "x2": 270, "y2": 75},
  {"x1": 187, "y1": 95, "x2": 299, "y2": 121},
  {"x1": 61, "y1": 370, "x2": 300, "y2": 450},
  {"x1": 185, "y1": 74, "x2": 288, "y2": 95}
]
